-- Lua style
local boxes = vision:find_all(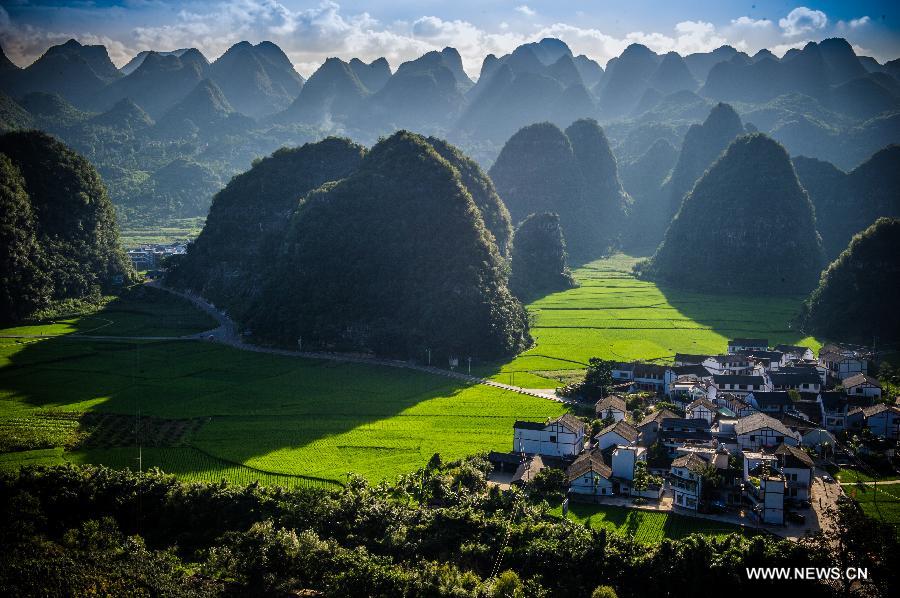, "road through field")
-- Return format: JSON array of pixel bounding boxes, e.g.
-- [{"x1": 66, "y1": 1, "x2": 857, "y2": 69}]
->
[{"x1": 146, "y1": 280, "x2": 565, "y2": 403}]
